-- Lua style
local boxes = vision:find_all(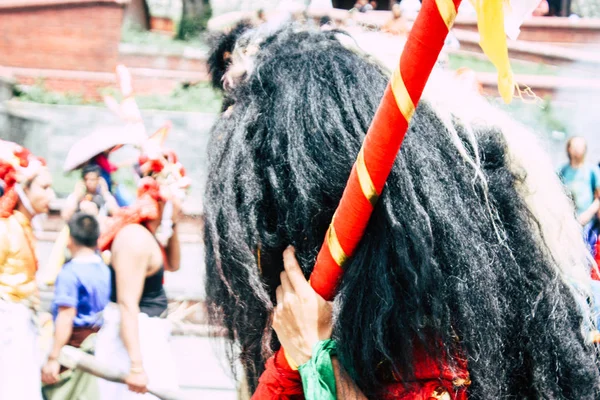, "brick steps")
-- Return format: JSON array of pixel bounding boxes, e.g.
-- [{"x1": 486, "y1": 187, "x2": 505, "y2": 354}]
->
[
  {"x1": 304, "y1": 9, "x2": 600, "y2": 47},
  {"x1": 4, "y1": 65, "x2": 208, "y2": 100},
  {"x1": 118, "y1": 43, "x2": 208, "y2": 73},
  {"x1": 453, "y1": 29, "x2": 600, "y2": 73},
  {"x1": 476, "y1": 72, "x2": 600, "y2": 100},
  {"x1": 453, "y1": 16, "x2": 600, "y2": 47}
]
